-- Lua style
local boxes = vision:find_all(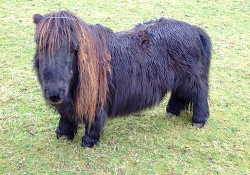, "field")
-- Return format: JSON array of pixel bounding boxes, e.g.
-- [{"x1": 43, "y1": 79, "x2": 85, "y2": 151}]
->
[{"x1": 0, "y1": 0, "x2": 249, "y2": 174}]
